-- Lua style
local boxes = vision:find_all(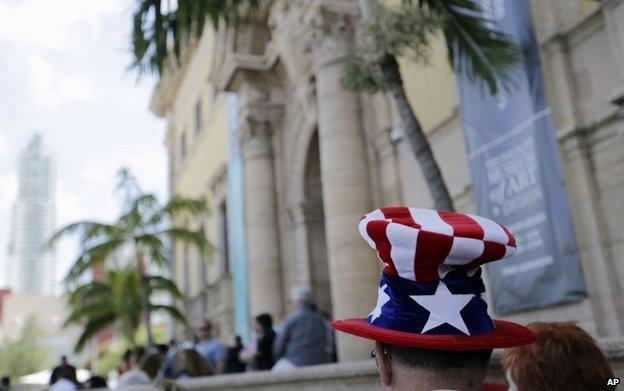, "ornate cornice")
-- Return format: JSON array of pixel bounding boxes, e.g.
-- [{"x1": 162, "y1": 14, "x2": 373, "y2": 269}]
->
[
  {"x1": 149, "y1": 39, "x2": 200, "y2": 118},
  {"x1": 305, "y1": 0, "x2": 360, "y2": 67},
  {"x1": 210, "y1": 14, "x2": 279, "y2": 94},
  {"x1": 237, "y1": 102, "x2": 284, "y2": 159}
]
